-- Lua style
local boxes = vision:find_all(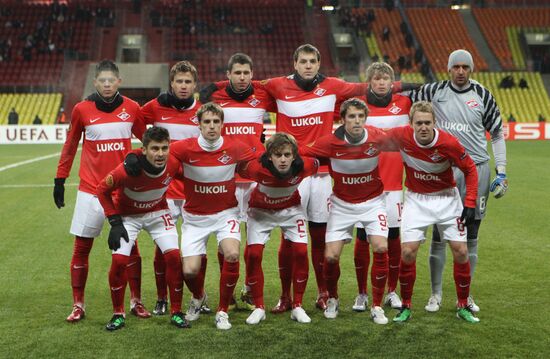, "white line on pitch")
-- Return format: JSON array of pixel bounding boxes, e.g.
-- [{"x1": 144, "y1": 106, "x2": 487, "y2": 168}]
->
[
  {"x1": 0, "y1": 152, "x2": 61, "y2": 172},
  {"x1": 0, "y1": 183, "x2": 79, "y2": 188}
]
